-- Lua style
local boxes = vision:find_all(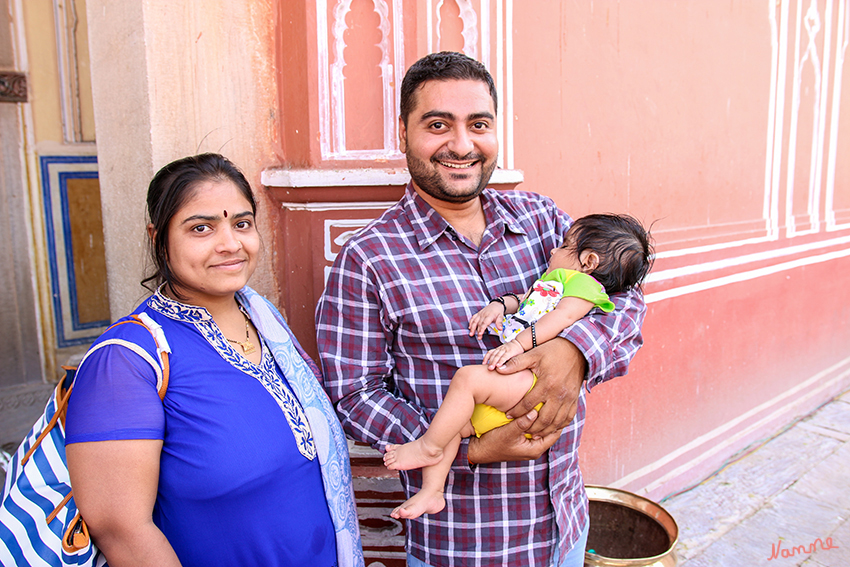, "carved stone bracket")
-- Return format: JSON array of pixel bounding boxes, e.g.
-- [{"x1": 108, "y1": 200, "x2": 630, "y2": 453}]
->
[{"x1": 0, "y1": 72, "x2": 27, "y2": 103}]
